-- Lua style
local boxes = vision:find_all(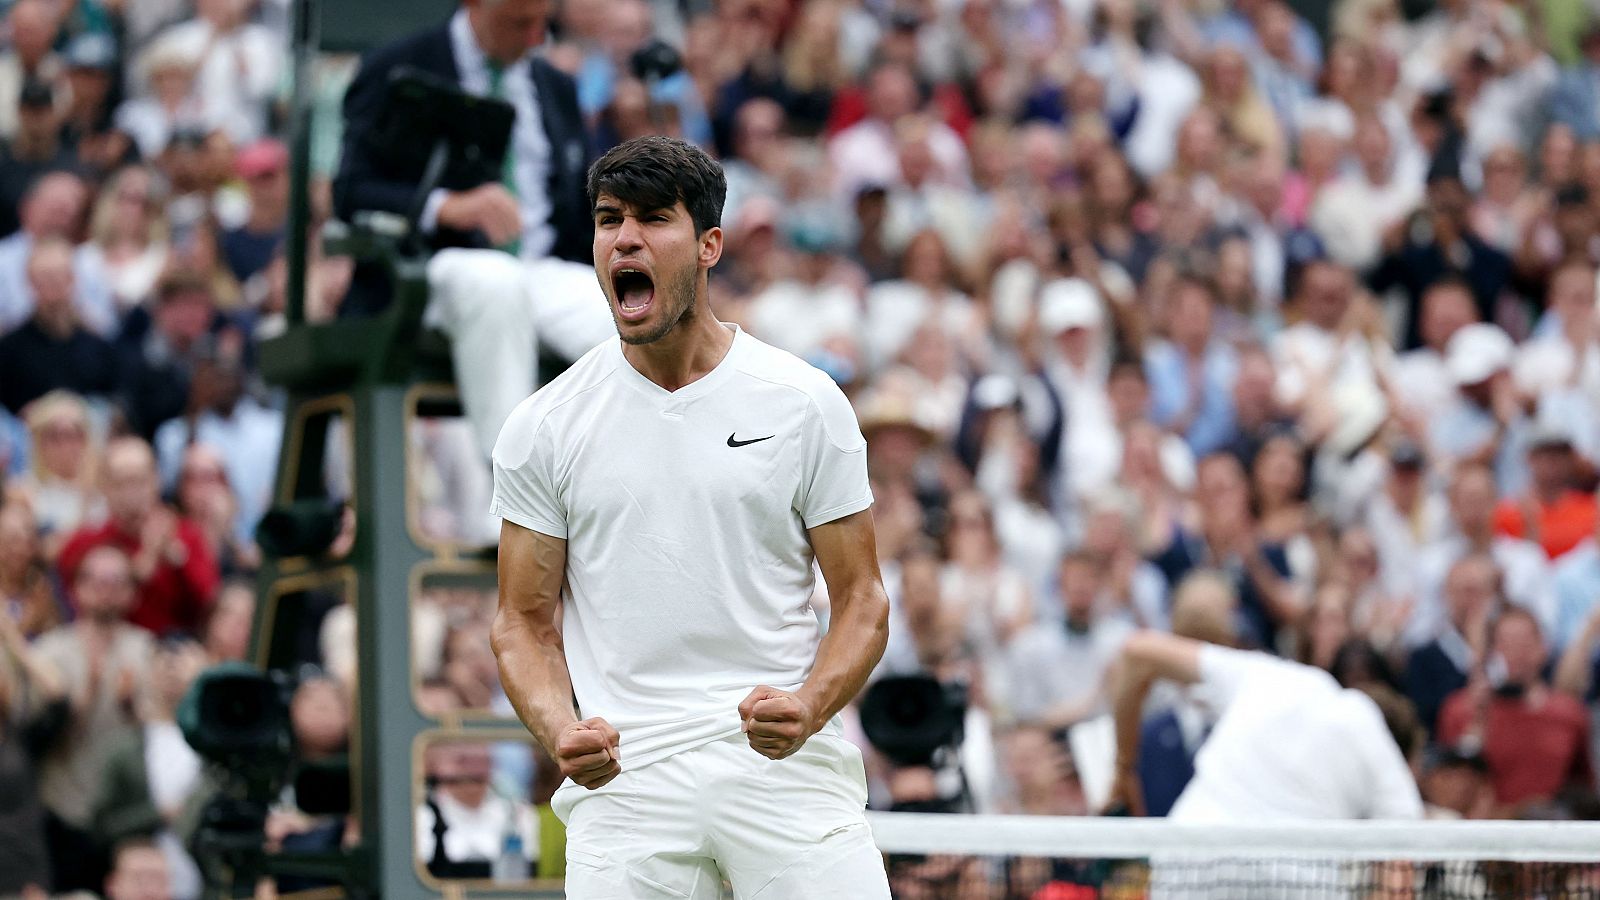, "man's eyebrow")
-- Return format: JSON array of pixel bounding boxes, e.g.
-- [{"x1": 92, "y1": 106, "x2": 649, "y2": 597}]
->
[{"x1": 594, "y1": 203, "x2": 622, "y2": 215}]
